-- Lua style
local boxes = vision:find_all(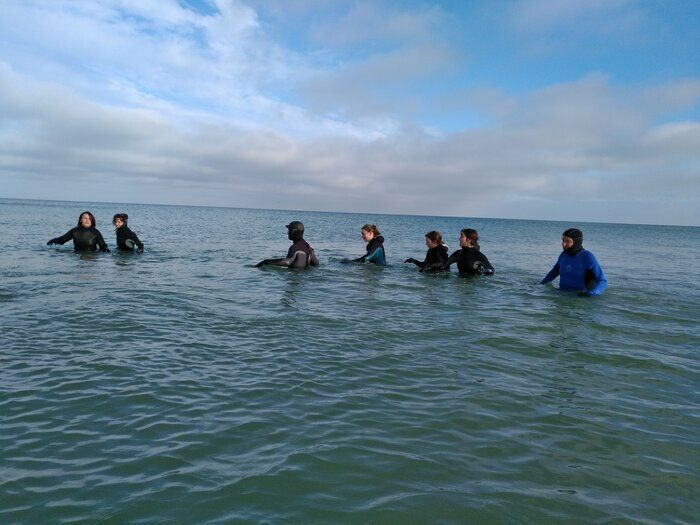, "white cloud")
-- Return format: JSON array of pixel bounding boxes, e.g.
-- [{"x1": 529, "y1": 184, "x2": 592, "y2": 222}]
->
[{"x1": 0, "y1": 1, "x2": 698, "y2": 225}]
